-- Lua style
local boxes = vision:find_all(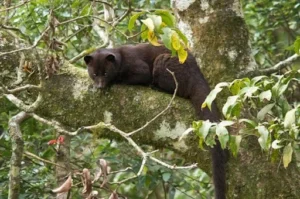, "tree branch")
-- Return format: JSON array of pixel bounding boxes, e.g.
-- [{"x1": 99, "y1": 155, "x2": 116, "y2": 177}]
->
[
  {"x1": 0, "y1": 0, "x2": 30, "y2": 12},
  {"x1": 238, "y1": 54, "x2": 300, "y2": 77},
  {"x1": 8, "y1": 111, "x2": 29, "y2": 199},
  {"x1": 127, "y1": 69, "x2": 178, "y2": 136}
]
